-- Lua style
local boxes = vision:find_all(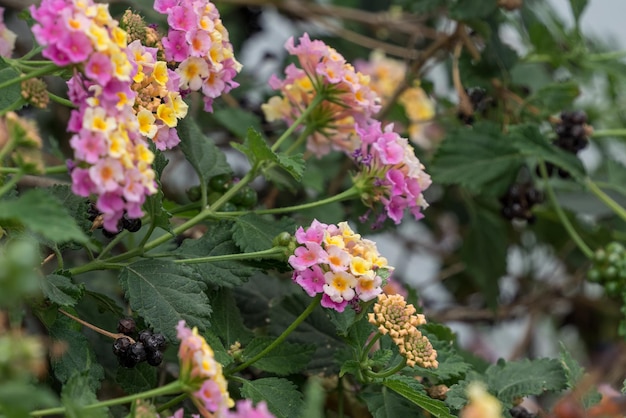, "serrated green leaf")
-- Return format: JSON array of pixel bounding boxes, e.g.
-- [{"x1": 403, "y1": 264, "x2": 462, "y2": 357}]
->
[
  {"x1": 232, "y1": 128, "x2": 275, "y2": 167},
  {"x1": 559, "y1": 343, "x2": 601, "y2": 408},
  {"x1": 460, "y1": 207, "x2": 507, "y2": 308},
  {"x1": 431, "y1": 123, "x2": 523, "y2": 195},
  {"x1": 276, "y1": 152, "x2": 305, "y2": 181},
  {"x1": 509, "y1": 124, "x2": 585, "y2": 179},
  {"x1": 362, "y1": 385, "x2": 419, "y2": 418},
  {"x1": 48, "y1": 316, "x2": 104, "y2": 391},
  {"x1": 46, "y1": 185, "x2": 92, "y2": 237},
  {"x1": 0, "y1": 382, "x2": 58, "y2": 417},
  {"x1": 269, "y1": 294, "x2": 346, "y2": 374},
  {"x1": 0, "y1": 189, "x2": 88, "y2": 244},
  {"x1": 61, "y1": 372, "x2": 108, "y2": 418},
  {"x1": 327, "y1": 308, "x2": 356, "y2": 336},
  {"x1": 525, "y1": 82, "x2": 580, "y2": 116},
  {"x1": 384, "y1": 376, "x2": 455, "y2": 418},
  {"x1": 240, "y1": 377, "x2": 304, "y2": 418},
  {"x1": 115, "y1": 362, "x2": 157, "y2": 394},
  {"x1": 208, "y1": 288, "x2": 253, "y2": 347},
  {"x1": 450, "y1": 0, "x2": 497, "y2": 20},
  {"x1": 119, "y1": 259, "x2": 211, "y2": 341},
  {"x1": 0, "y1": 68, "x2": 24, "y2": 111},
  {"x1": 231, "y1": 214, "x2": 296, "y2": 252},
  {"x1": 84, "y1": 290, "x2": 124, "y2": 317},
  {"x1": 41, "y1": 274, "x2": 83, "y2": 307},
  {"x1": 177, "y1": 117, "x2": 232, "y2": 187},
  {"x1": 569, "y1": 0, "x2": 588, "y2": 23},
  {"x1": 242, "y1": 337, "x2": 314, "y2": 375},
  {"x1": 212, "y1": 107, "x2": 264, "y2": 140},
  {"x1": 339, "y1": 360, "x2": 361, "y2": 378},
  {"x1": 174, "y1": 221, "x2": 256, "y2": 287},
  {"x1": 370, "y1": 349, "x2": 394, "y2": 367}
]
